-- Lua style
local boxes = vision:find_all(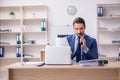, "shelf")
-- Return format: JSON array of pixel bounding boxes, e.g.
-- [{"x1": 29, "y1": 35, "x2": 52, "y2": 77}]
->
[
  {"x1": 98, "y1": 16, "x2": 120, "y2": 19},
  {"x1": 98, "y1": 29, "x2": 120, "y2": 32},
  {"x1": 23, "y1": 44, "x2": 46, "y2": 46},
  {"x1": 22, "y1": 31, "x2": 47, "y2": 33},
  {"x1": 0, "y1": 32, "x2": 21, "y2": 34},
  {"x1": 22, "y1": 57, "x2": 40, "y2": 59},
  {"x1": 0, "y1": 44, "x2": 21, "y2": 47},
  {"x1": 99, "y1": 57, "x2": 120, "y2": 62},
  {"x1": 0, "y1": 6, "x2": 21, "y2": 8},
  {"x1": 97, "y1": 4, "x2": 120, "y2": 6},
  {"x1": 98, "y1": 43, "x2": 120, "y2": 46},
  {"x1": 22, "y1": 5, "x2": 47, "y2": 7},
  {"x1": 97, "y1": 4, "x2": 120, "y2": 18},
  {"x1": 23, "y1": 17, "x2": 47, "y2": 20},
  {"x1": 0, "y1": 18, "x2": 21, "y2": 20},
  {"x1": 0, "y1": 6, "x2": 21, "y2": 19},
  {"x1": 0, "y1": 57, "x2": 21, "y2": 60},
  {"x1": 22, "y1": 6, "x2": 48, "y2": 19}
]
